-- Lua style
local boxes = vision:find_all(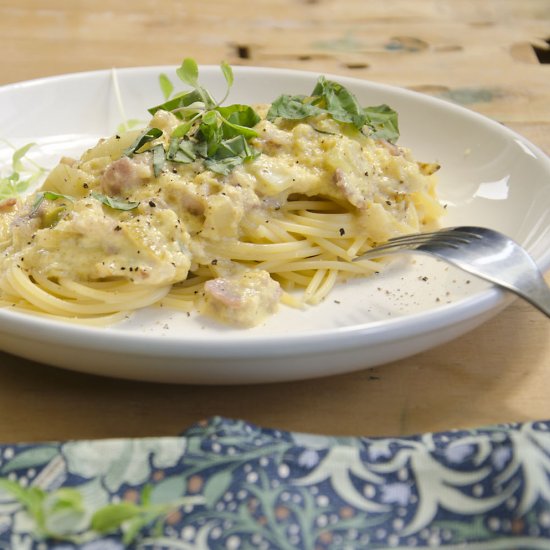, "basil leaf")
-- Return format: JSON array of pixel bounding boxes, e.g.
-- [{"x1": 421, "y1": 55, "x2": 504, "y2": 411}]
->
[
  {"x1": 147, "y1": 89, "x2": 204, "y2": 117},
  {"x1": 266, "y1": 94, "x2": 324, "y2": 122},
  {"x1": 212, "y1": 135, "x2": 253, "y2": 159},
  {"x1": 167, "y1": 139, "x2": 197, "y2": 164},
  {"x1": 206, "y1": 135, "x2": 258, "y2": 175},
  {"x1": 268, "y1": 78, "x2": 366, "y2": 127},
  {"x1": 217, "y1": 104, "x2": 260, "y2": 138},
  {"x1": 194, "y1": 140, "x2": 208, "y2": 159},
  {"x1": 31, "y1": 191, "x2": 74, "y2": 215},
  {"x1": 205, "y1": 156, "x2": 246, "y2": 175},
  {"x1": 123, "y1": 128, "x2": 163, "y2": 156},
  {"x1": 42, "y1": 191, "x2": 73, "y2": 202},
  {"x1": 364, "y1": 104, "x2": 400, "y2": 143},
  {"x1": 199, "y1": 112, "x2": 224, "y2": 156},
  {"x1": 266, "y1": 76, "x2": 399, "y2": 140},
  {"x1": 311, "y1": 76, "x2": 366, "y2": 128},
  {"x1": 217, "y1": 104, "x2": 260, "y2": 125},
  {"x1": 92, "y1": 192, "x2": 139, "y2": 211},
  {"x1": 152, "y1": 144, "x2": 166, "y2": 177},
  {"x1": 177, "y1": 140, "x2": 197, "y2": 161},
  {"x1": 171, "y1": 118, "x2": 197, "y2": 139},
  {"x1": 167, "y1": 138, "x2": 180, "y2": 160},
  {"x1": 221, "y1": 122, "x2": 257, "y2": 140}
]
